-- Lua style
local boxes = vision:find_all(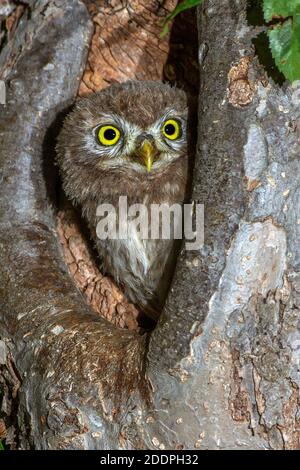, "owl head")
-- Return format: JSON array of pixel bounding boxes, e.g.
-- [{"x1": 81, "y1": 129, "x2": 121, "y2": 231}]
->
[{"x1": 56, "y1": 81, "x2": 194, "y2": 206}]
